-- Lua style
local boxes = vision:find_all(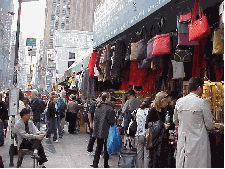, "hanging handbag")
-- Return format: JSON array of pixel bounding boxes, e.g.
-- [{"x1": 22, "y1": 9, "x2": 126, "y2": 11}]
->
[
  {"x1": 174, "y1": 49, "x2": 192, "y2": 62},
  {"x1": 138, "y1": 59, "x2": 150, "y2": 69},
  {"x1": 130, "y1": 42, "x2": 139, "y2": 61},
  {"x1": 152, "y1": 33, "x2": 171, "y2": 56},
  {"x1": 137, "y1": 26, "x2": 148, "y2": 60},
  {"x1": 152, "y1": 16, "x2": 171, "y2": 56},
  {"x1": 212, "y1": 27, "x2": 224, "y2": 54},
  {"x1": 147, "y1": 38, "x2": 154, "y2": 60},
  {"x1": 188, "y1": 0, "x2": 211, "y2": 41},
  {"x1": 178, "y1": 33, "x2": 199, "y2": 46},
  {"x1": 137, "y1": 39, "x2": 147, "y2": 60},
  {"x1": 177, "y1": 6, "x2": 192, "y2": 33}
]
